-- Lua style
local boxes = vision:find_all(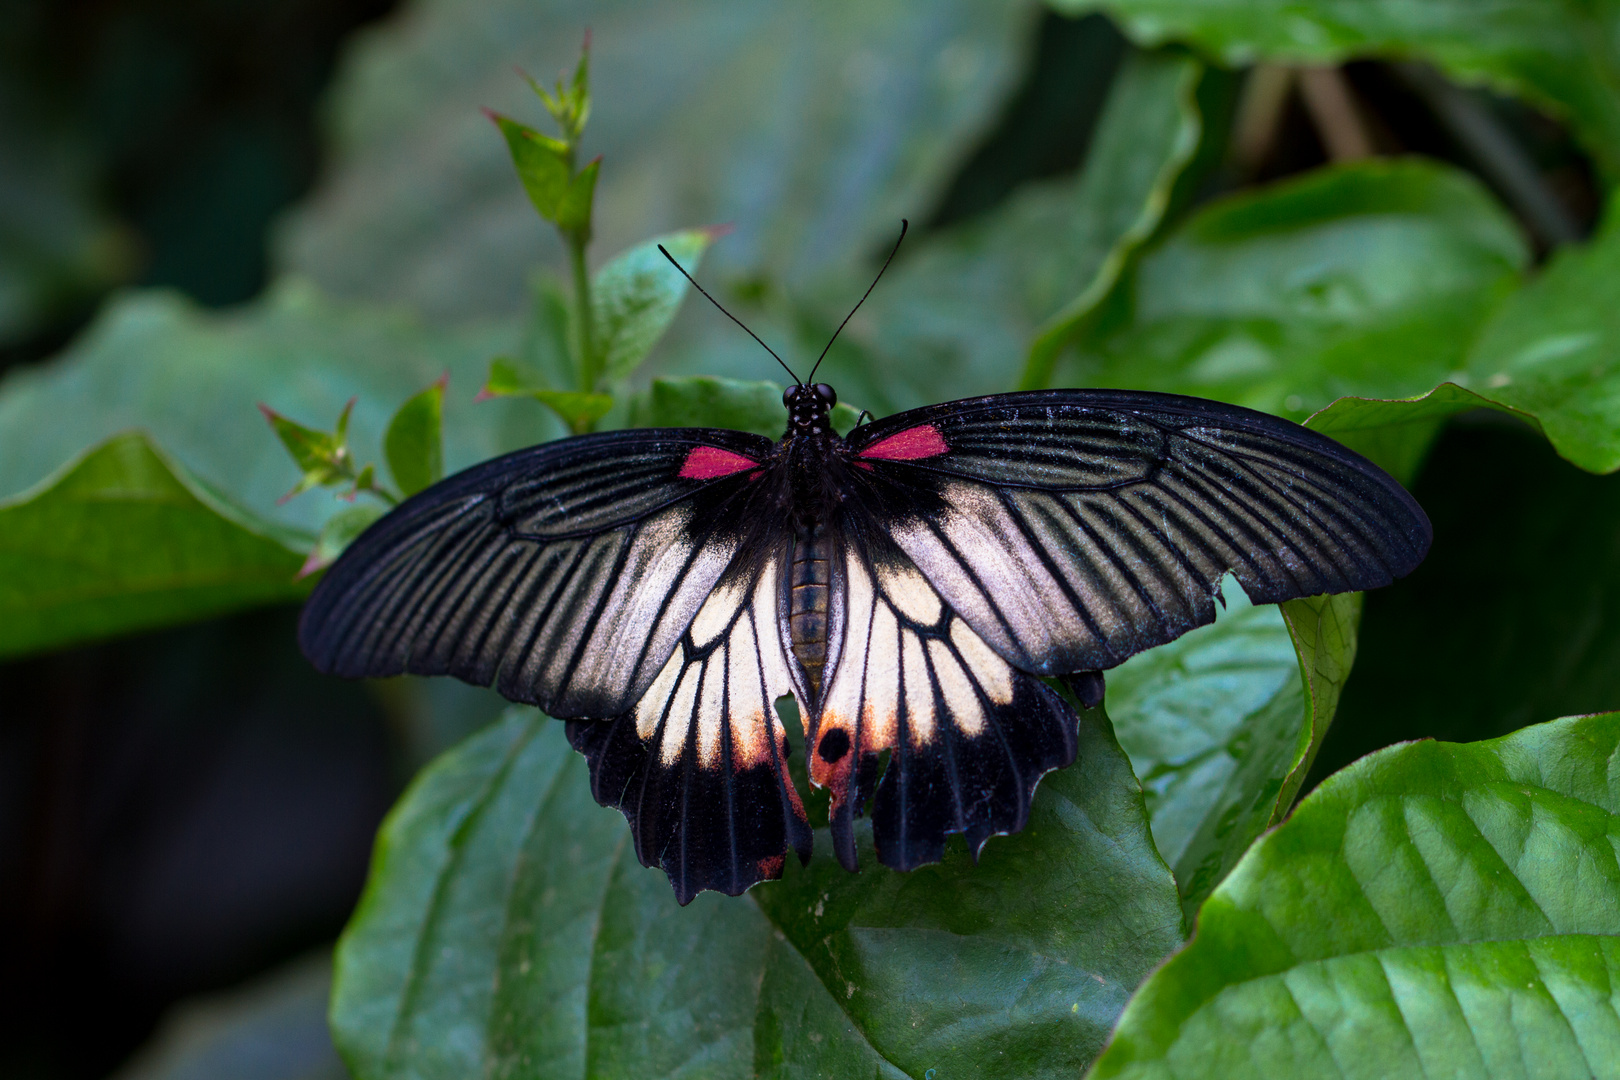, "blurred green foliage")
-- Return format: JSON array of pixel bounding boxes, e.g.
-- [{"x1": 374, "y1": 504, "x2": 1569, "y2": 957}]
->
[{"x1": 6, "y1": 0, "x2": 1620, "y2": 1076}]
